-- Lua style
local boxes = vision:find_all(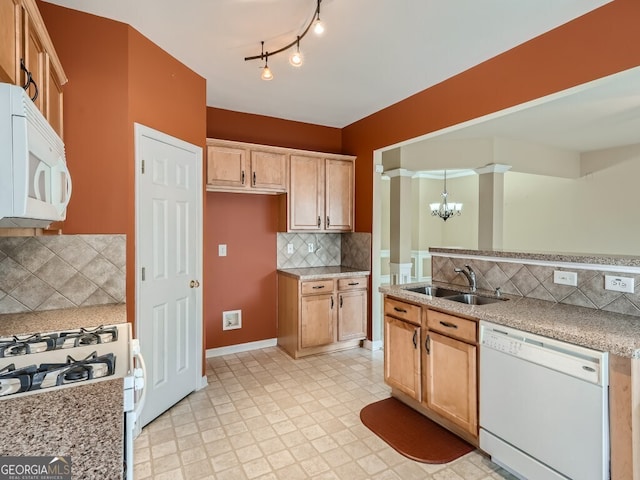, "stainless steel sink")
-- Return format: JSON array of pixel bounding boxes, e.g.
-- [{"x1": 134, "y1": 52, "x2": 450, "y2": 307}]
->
[
  {"x1": 405, "y1": 286, "x2": 461, "y2": 297},
  {"x1": 443, "y1": 293, "x2": 506, "y2": 305}
]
